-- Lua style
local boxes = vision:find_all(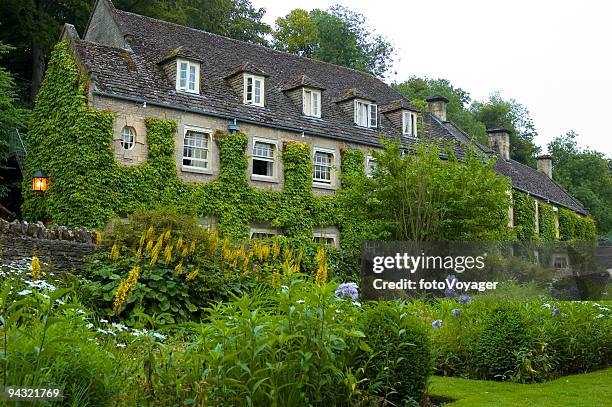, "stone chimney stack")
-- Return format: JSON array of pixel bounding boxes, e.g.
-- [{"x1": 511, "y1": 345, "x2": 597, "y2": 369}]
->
[
  {"x1": 487, "y1": 127, "x2": 510, "y2": 160},
  {"x1": 537, "y1": 154, "x2": 553, "y2": 178},
  {"x1": 426, "y1": 95, "x2": 449, "y2": 122}
]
